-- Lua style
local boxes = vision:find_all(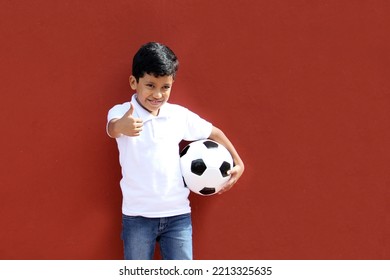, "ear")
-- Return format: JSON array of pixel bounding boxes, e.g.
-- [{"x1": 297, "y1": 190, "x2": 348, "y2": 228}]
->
[{"x1": 129, "y1": 75, "x2": 137, "y2": 90}]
